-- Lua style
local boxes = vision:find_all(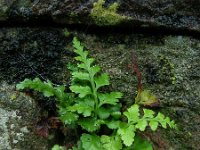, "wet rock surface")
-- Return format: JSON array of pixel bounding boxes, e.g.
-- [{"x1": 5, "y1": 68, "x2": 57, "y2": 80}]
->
[{"x1": 0, "y1": 0, "x2": 199, "y2": 32}]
